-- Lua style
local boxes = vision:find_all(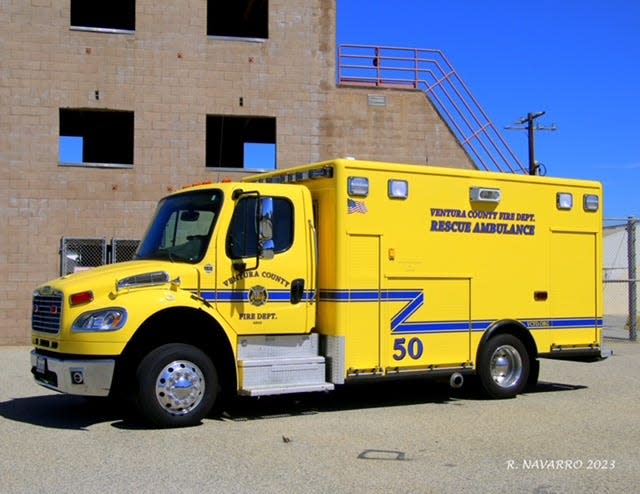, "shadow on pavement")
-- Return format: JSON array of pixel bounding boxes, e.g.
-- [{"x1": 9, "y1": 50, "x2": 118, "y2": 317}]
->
[
  {"x1": 0, "y1": 394, "x2": 129, "y2": 430},
  {"x1": 218, "y1": 378, "x2": 587, "y2": 421},
  {"x1": 525, "y1": 381, "x2": 588, "y2": 394},
  {"x1": 0, "y1": 378, "x2": 587, "y2": 429},
  {"x1": 221, "y1": 379, "x2": 455, "y2": 422}
]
